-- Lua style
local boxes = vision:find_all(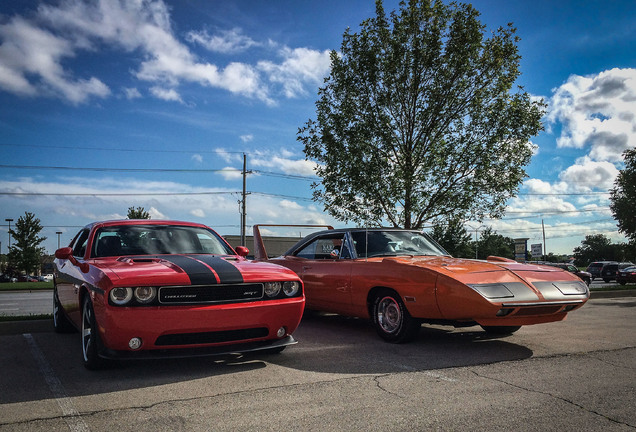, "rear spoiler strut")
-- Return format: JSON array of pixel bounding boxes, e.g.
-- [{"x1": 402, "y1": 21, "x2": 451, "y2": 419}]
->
[{"x1": 253, "y1": 224, "x2": 334, "y2": 260}]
